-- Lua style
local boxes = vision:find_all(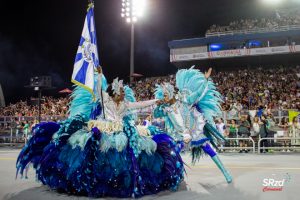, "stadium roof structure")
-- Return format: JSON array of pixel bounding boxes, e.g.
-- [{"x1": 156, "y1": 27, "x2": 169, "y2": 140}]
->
[
  {"x1": 168, "y1": 27, "x2": 300, "y2": 69},
  {"x1": 168, "y1": 29, "x2": 300, "y2": 49}
]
